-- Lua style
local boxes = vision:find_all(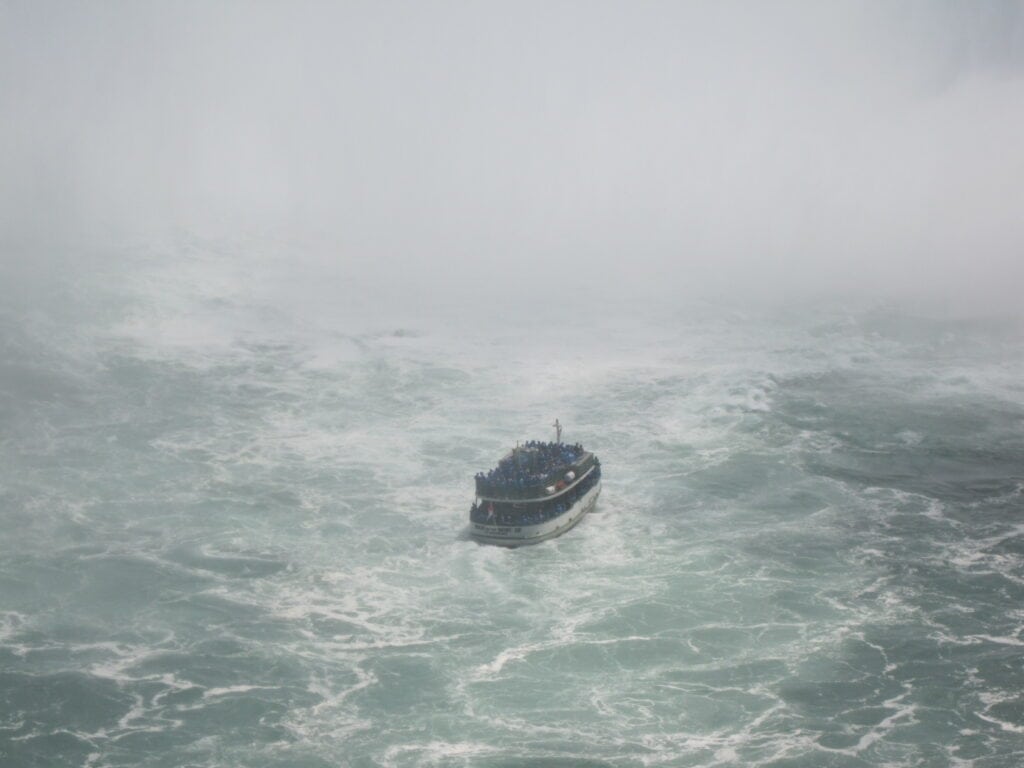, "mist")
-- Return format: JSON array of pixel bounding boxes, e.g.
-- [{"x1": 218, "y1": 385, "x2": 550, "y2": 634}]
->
[
  {"x1": 2, "y1": 0, "x2": 1023, "y2": 313},
  {"x1": 6, "y1": 6, "x2": 1024, "y2": 765}
]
